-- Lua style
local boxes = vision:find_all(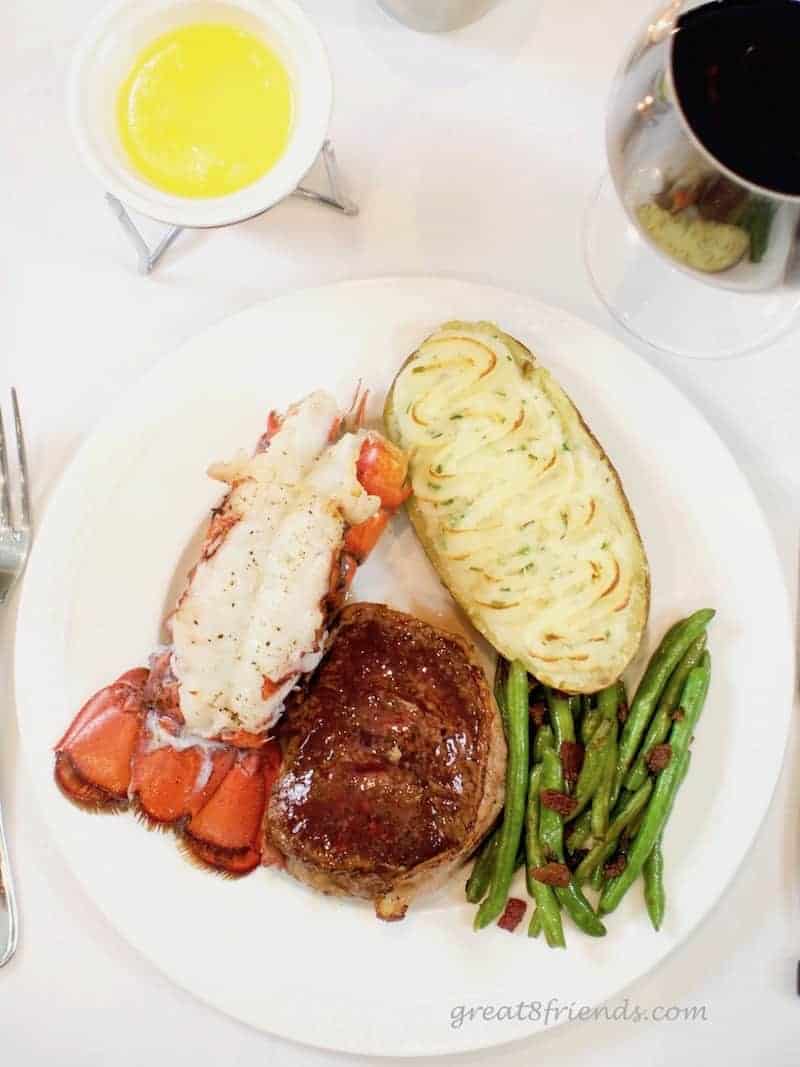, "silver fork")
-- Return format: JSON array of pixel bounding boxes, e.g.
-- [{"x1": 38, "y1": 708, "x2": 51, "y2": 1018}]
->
[{"x1": 0, "y1": 390, "x2": 31, "y2": 968}]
